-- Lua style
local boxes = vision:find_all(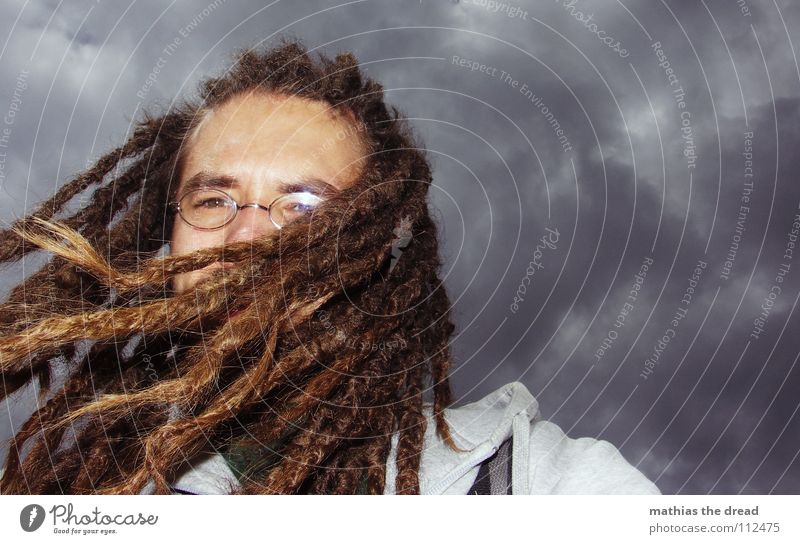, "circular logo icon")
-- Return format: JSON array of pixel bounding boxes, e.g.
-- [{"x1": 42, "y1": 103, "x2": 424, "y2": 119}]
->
[{"x1": 19, "y1": 504, "x2": 45, "y2": 532}]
